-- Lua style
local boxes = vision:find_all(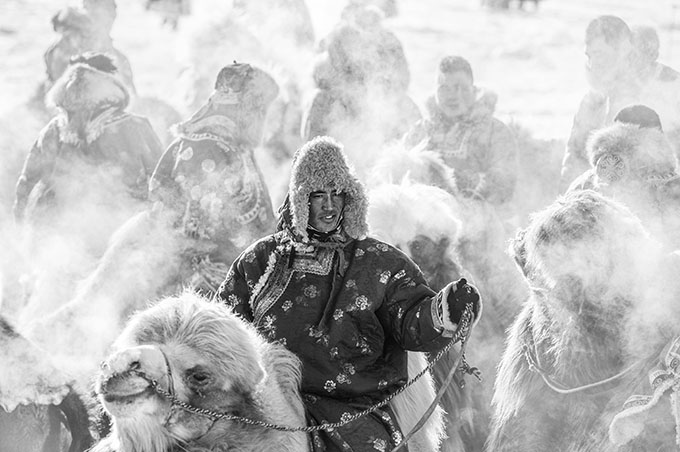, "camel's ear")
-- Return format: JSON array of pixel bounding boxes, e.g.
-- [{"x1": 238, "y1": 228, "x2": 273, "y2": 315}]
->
[
  {"x1": 252, "y1": 360, "x2": 266, "y2": 385},
  {"x1": 228, "y1": 360, "x2": 266, "y2": 395},
  {"x1": 240, "y1": 359, "x2": 266, "y2": 391},
  {"x1": 510, "y1": 229, "x2": 529, "y2": 278}
]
